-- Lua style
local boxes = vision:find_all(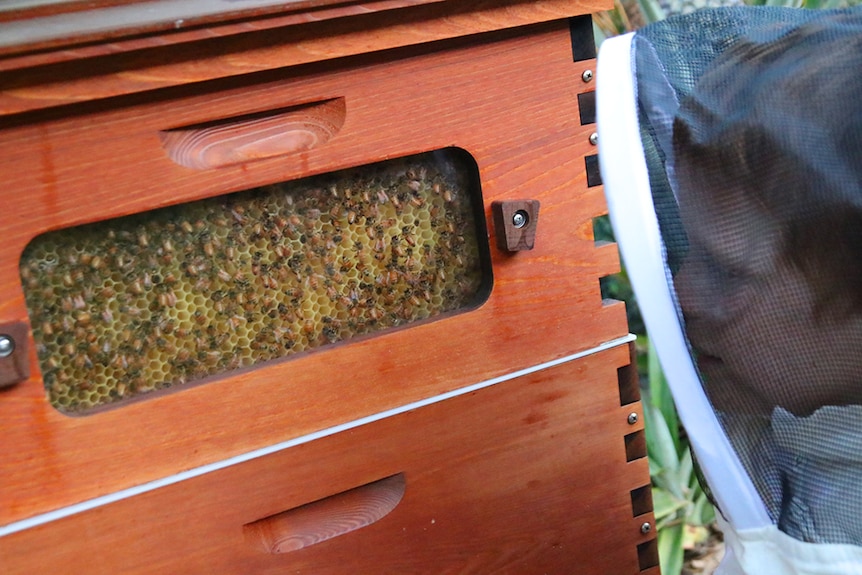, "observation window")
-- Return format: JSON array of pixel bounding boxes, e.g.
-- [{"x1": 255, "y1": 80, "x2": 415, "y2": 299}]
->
[{"x1": 20, "y1": 148, "x2": 491, "y2": 413}]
